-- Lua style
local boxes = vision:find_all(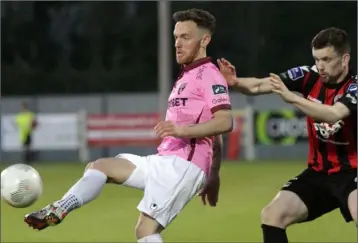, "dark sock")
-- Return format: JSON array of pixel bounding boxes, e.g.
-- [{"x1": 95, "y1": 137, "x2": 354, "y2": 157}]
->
[
  {"x1": 24, "y1": 149, "x2": 31, "y2": 164},
  {"x1": 261, "y1": 224, "x2": 288, "y2": 243}
]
